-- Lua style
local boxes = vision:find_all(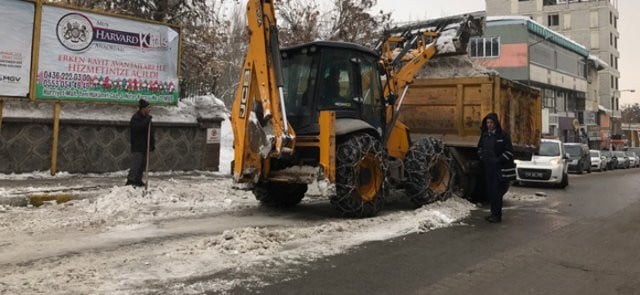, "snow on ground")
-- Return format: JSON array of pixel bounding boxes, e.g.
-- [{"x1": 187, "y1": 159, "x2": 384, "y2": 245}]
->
[
  {"x1": 504, "y1": 190, "x2": 547, "y2": 202},
  {"x1": 0, "y1": 172, "x2": 475, "y2": 294}
]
